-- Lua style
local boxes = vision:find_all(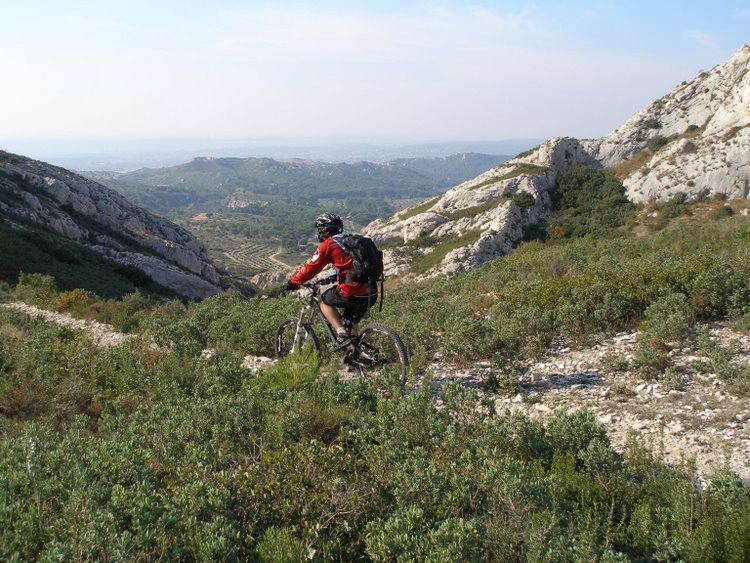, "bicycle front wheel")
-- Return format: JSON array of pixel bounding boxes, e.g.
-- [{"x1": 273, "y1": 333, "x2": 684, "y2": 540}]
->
[
  {"x1": 275, "y1": 317, "x2": 321, "y2": 358},
  {"x1": 355, "y1": 323, "x2": 408, "y2": 384}
]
